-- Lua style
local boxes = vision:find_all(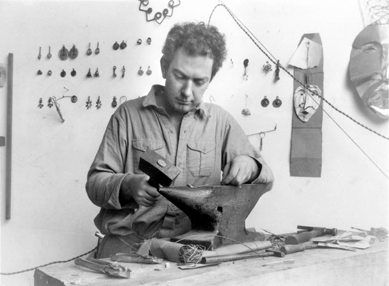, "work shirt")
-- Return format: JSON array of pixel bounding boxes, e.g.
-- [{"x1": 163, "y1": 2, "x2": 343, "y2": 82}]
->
[{"x1": 86, "y1": 85, "x2": 272, "y2": 241}]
